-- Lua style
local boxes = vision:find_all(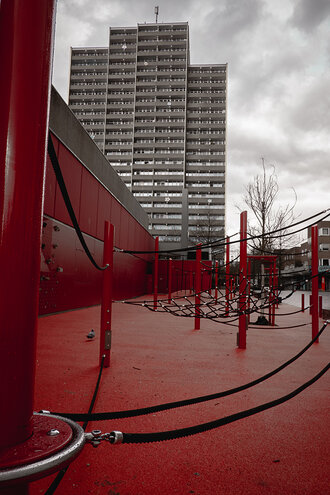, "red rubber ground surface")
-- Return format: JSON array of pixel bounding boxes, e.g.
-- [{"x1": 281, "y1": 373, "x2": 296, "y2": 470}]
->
[{"x1": 31, "y1": 295, "x2": 329, "y2": 494}]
